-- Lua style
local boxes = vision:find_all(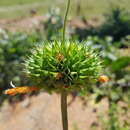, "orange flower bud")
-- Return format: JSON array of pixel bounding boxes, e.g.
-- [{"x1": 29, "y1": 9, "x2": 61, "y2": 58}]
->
[
  {"x1": 4, "y1": 86, "x2": 39, "y2": 96},
  {"x1": 98, "y1": 75, "x2": 109, "y2": 83}
]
